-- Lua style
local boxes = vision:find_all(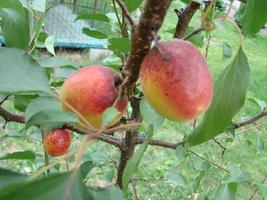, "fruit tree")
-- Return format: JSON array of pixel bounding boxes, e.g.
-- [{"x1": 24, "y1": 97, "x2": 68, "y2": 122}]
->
[{"x1": 0, "y1": 0, "x2": 267, "y2": 199}]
